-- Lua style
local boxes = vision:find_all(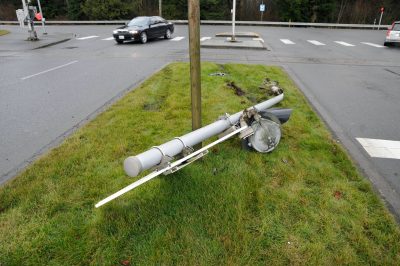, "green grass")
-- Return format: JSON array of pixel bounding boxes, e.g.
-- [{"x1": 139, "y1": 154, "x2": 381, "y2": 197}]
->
[
  {"x1": 1, "y1": 63, "x2": 399, "y2": 265},
  {"x1": 0, "y1": 30, "x2": 9, "y2": 36}
]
